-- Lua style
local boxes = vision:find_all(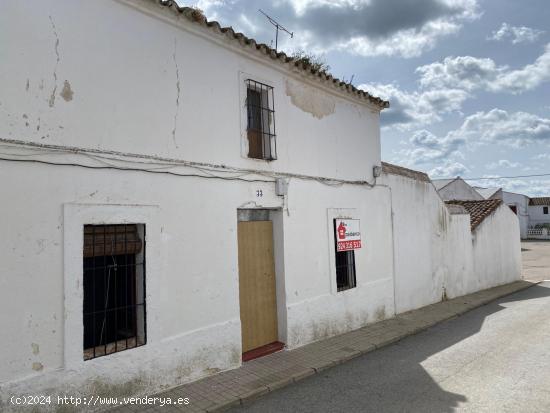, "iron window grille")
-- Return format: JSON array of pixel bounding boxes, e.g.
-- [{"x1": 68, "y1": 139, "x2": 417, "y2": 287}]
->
[
  {"x1": 83, "y1": 224, "x2": 146, "y2": 360},
  {"x1": 333, "y1": 219, "x2": 357, "y2": 292},
  {"x1": 246, "y1": 79, "x2": 277, "y2": 160}
]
